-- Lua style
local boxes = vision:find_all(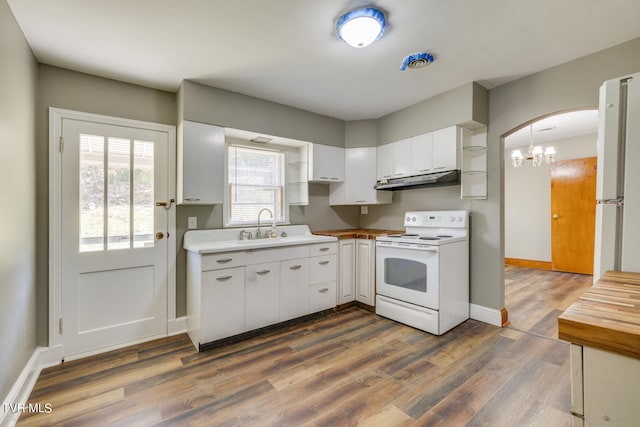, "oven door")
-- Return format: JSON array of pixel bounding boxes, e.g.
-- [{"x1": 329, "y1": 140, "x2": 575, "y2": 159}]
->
[{"x1": 375, "y1": 241, "x2": 439, "y2": 310}]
